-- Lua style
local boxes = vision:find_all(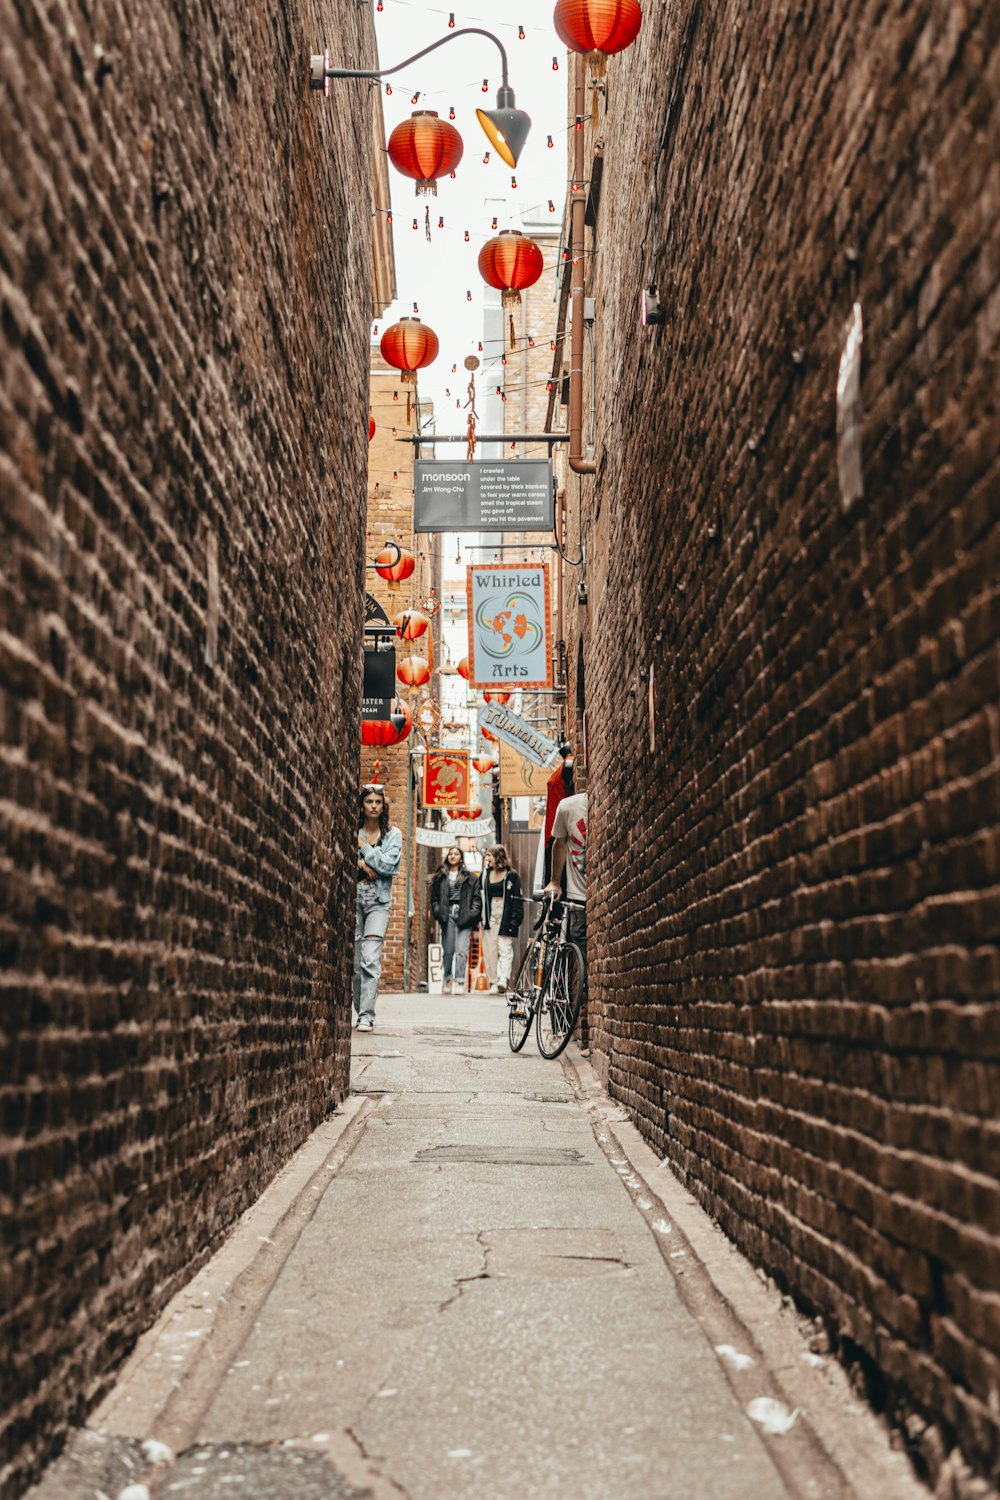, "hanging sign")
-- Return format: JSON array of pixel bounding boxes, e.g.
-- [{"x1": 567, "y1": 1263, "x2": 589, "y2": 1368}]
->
[
  {"x1": 498, "y1": 739, "x2": 558, "y2": 796},
  {"x1": 415, "y1": 826, "x2": 462, "y2": 848},
  {"x1": 423, "y1": 749, "x2": 472, "y2": 810},
  {"x1": 444, "y1": 816, "x2": 494, "y2": 839},
  {"x1": 362, "y1": 645, "x2": 396, "y2": 720},
  {"x1": 481, "y1": 702, "x2": 562, "y2": 768},
  {"x1": 414, "y1": 460, "x2": 553, "y2": 533},
  {"x1": 467, "y1": 564, "x2": 553, "y2": 689}
]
